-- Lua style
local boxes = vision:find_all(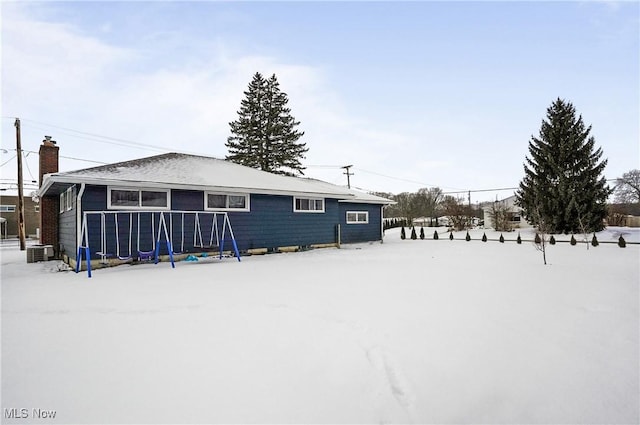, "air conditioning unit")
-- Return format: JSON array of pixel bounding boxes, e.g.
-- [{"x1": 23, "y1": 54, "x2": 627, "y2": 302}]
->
[{"x1": 26, "y1": 245, "x2": 54, "y2": 263}]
